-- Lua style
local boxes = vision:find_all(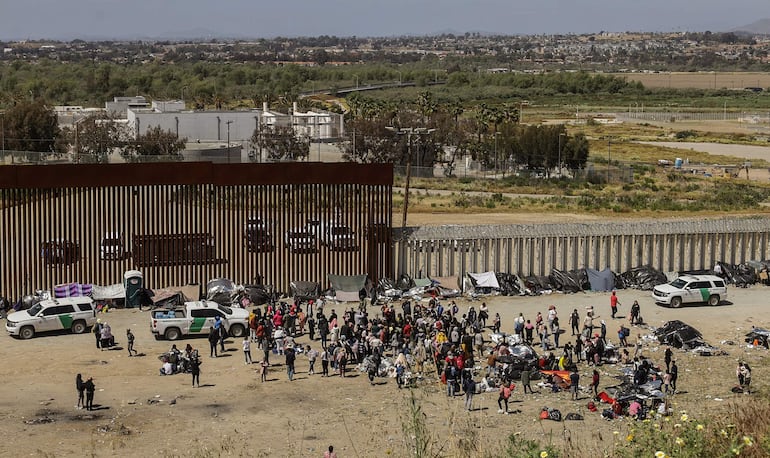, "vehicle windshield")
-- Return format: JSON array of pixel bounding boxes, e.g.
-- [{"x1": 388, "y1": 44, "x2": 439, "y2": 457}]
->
[
  {"x1": 670, "y1": 278, "x2": 688, "y2": 288},
  {"x1": 217, "y1": 304, "x2": 233, "y2": 315},
  {"x1": 28, "y1": 303, "x2": 43, "y2": 316}
]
